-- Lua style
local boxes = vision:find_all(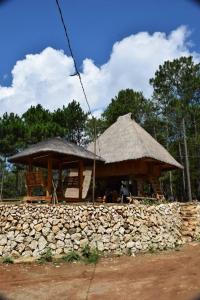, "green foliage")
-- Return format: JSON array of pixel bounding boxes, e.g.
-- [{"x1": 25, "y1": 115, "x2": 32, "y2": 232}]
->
[
  {"x1": 102, "y1": 89, "x2": 152, "y2": 129},
  {"x1": 148, "y1": 245, "x2": 156, "y2": 254},
  {"x1": 53, "y1": 100, "x2": 88, "y2": 145},
  {"x1": 141, "y1": 198, "x2": 160, "y2": 206},
  {"x1": 61, "y1": 251, "x2": 81, "y2": 263},
  {"x1": 38, "y1": 248, "x2": 53, "y2": 263},
  {"x1": 150, "y1": 56, "x2": 200, "y2": 200},
  {"x1": 81, "y1": 244, "x2": 100, "y2": 264},
  {"x1": 2, "y1": 256, "x2": 14, "y2": 264}
]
